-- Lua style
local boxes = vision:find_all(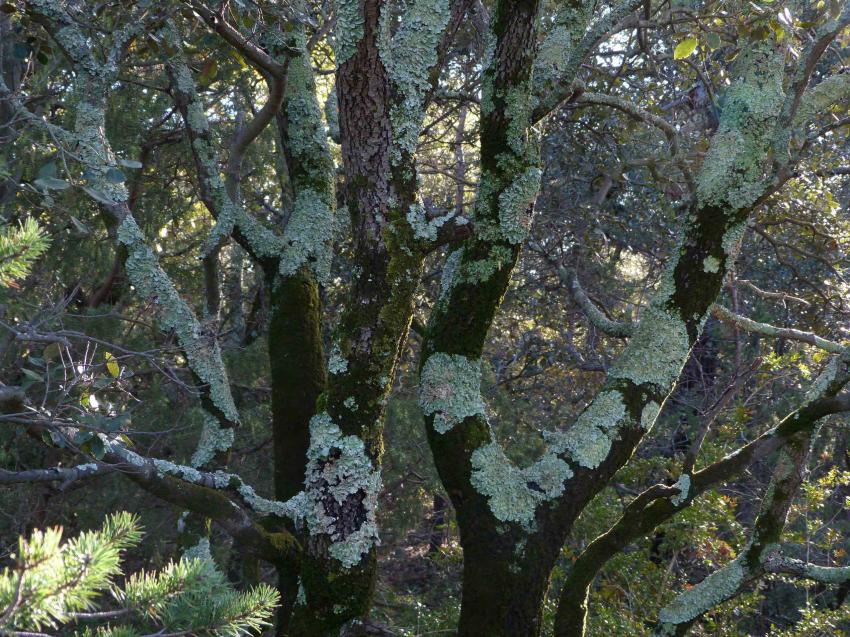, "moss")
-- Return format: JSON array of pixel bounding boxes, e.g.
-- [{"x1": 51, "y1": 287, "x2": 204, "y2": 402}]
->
[
  {"x1": 470, "y1": 440, "x2": 573, "y2": 526},
  {"x1": 419, "y1": 353, "x2": 485, "y2": 434}
]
